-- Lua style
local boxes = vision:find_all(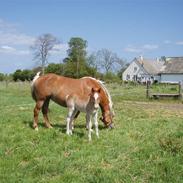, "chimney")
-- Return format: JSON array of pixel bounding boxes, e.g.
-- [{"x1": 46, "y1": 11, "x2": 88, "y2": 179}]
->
[{"x1": 139, "y1": 55, "x2": 143, "y2": 61}]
